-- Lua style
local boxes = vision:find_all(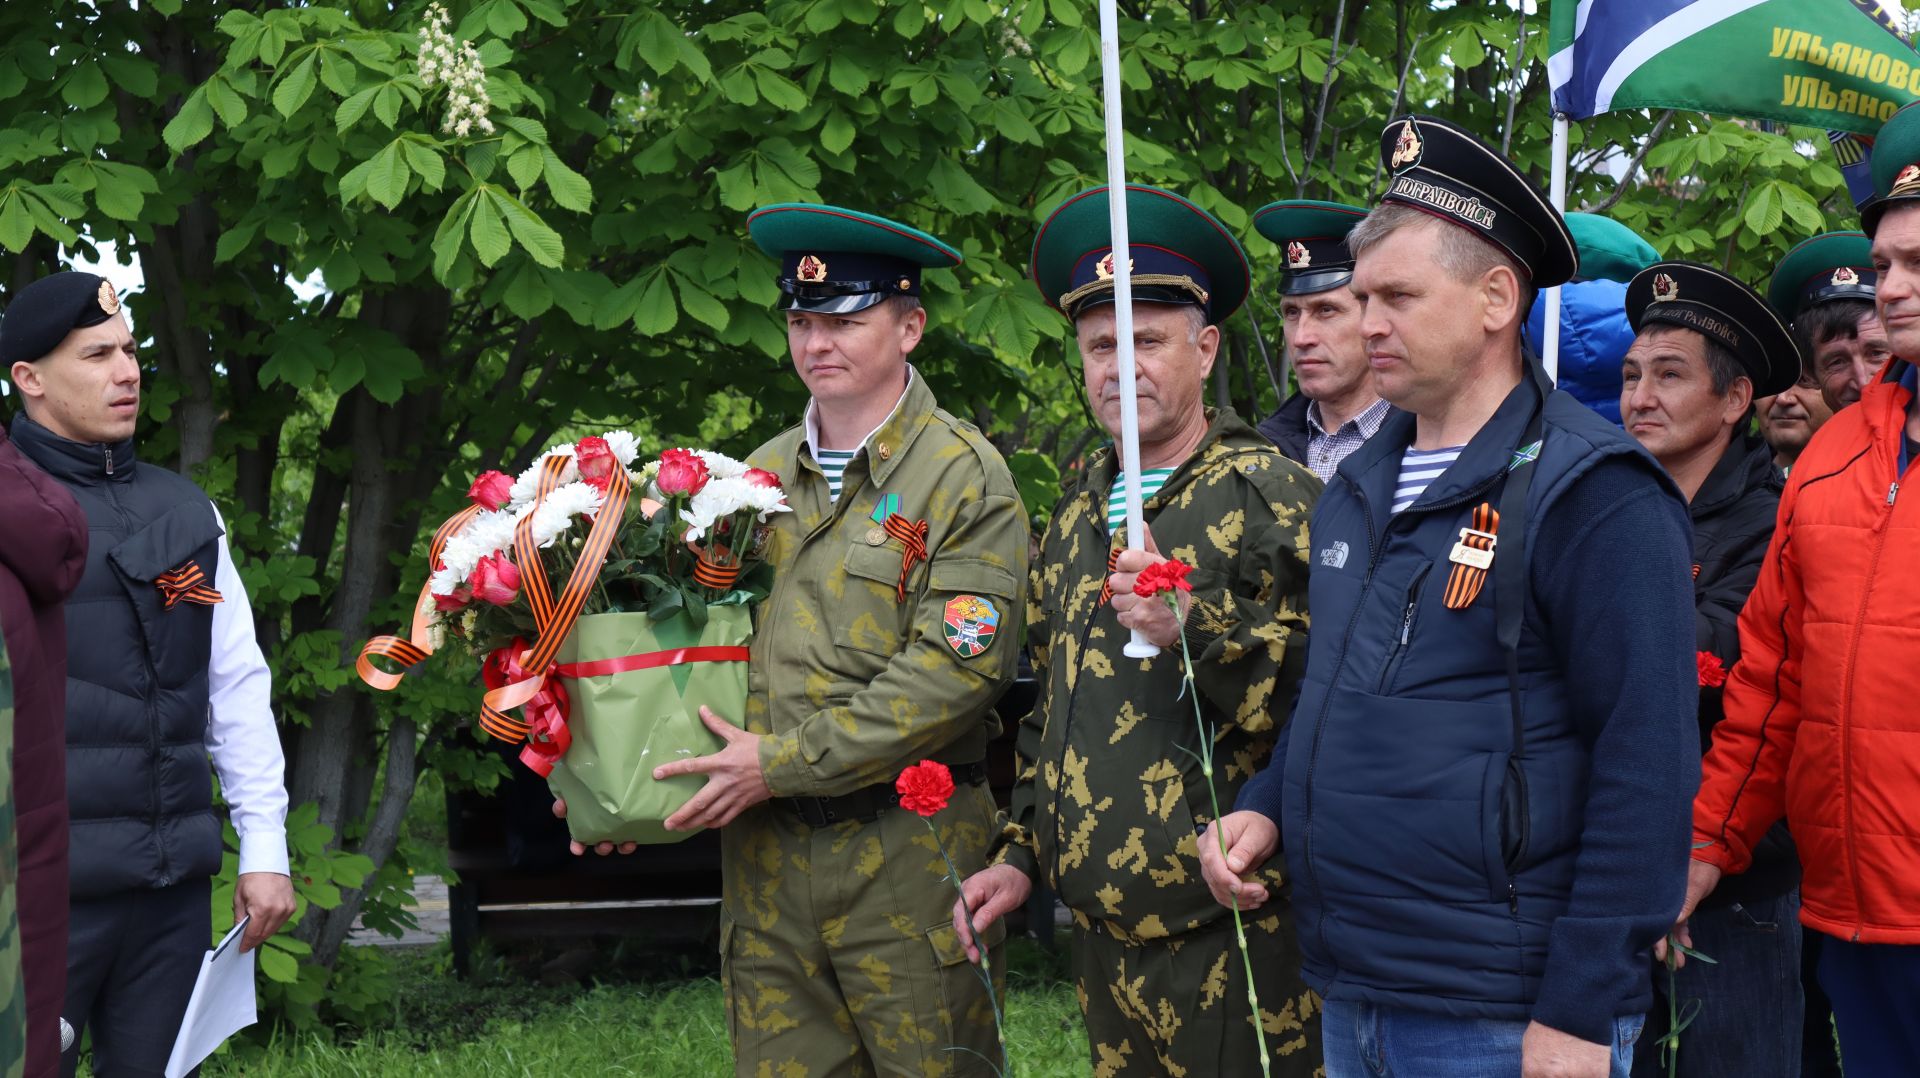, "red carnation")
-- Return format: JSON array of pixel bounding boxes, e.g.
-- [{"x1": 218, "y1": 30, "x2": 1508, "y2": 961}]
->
[
  {"x1": 895, "y1": 760, "x2": 955, "y2": 817},
  {"x1": 657, "y1": 448, "x2": 711, "y2": 497},
  {"x1": 467, "y1": 553, "x2": 522, "y2": 606},
  {"x1": 1697, "y1": 650, "x2": 1728, "y2": 689},
  {"x1": 1132, "y1": 558, "x2": 1194, "y2": 599},
  {"x1": 433, "y1": 583, "x2": 473, "y2": 612},
  {"x1": 744, "y1": 467, "x2": 783, "y2": 490},
  {"x1": 576, "y1": 437, "x2": 617, "y2": 491},
  {"x1": 467, "y1": 470, "x2": 513, "y2": 510}
]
